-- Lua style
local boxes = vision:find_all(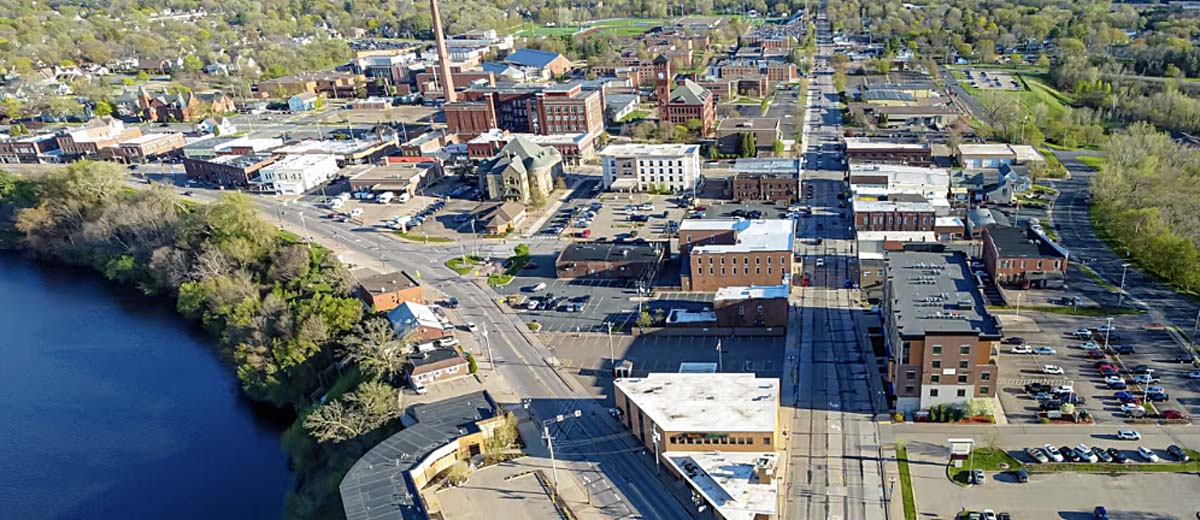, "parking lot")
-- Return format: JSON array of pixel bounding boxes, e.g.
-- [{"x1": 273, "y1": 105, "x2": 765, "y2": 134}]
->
[
  {"x1": 963, "y1": 69, "x2": 1022, "y2": 90},
  {"x1": 996, "y1": 310, "x2": 1198, "y2": 424},
  {"x1": 544, "y1": 333, "x2": 785, "y2": 398},
  {"x1": 533, "y1": 185, "x2": 688, "y2": 243}
]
